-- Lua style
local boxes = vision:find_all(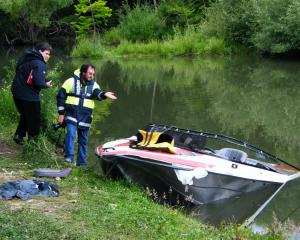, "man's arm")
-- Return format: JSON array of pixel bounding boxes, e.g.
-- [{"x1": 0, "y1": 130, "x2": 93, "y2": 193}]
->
[
  {"x1": 31, "y1": 60, "x2": 51, "y2": 90},
  {"x1": 92, "y1": 82, "x2": 117, "y2": 100},
  {"x1": 56, "y1": 79, "x2": 71, "y2": 123},
  {"x1": 57, "y1": 87, "x2": 67, "y2": 114}
]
